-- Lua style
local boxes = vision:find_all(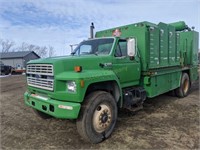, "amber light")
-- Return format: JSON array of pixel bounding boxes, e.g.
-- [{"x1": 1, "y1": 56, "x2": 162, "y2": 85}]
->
[
  {"x1": 74, "y1": 66, "x2": 82, "y2": 72},
  {"x1": 80, "y1": 80, "x2": 84, "y2": 88}
]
